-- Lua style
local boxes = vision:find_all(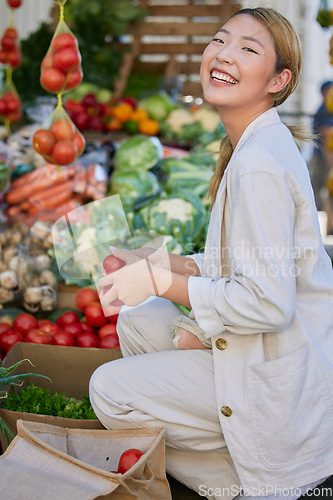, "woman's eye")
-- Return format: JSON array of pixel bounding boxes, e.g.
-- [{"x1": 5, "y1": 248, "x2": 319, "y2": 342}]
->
[
  {"x1": 212, "y1": 38, "x2": 224, "y2": 44},
  {"x1": 243, "y1": 47, "x2": 258, "y2": 54}
]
